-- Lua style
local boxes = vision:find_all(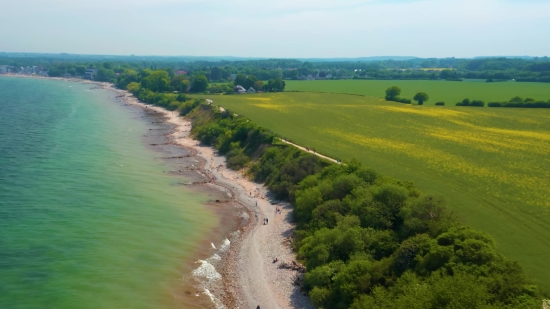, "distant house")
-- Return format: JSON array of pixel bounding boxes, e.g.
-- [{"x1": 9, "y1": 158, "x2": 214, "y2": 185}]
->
[
  {"x1": 306, "y1": 74, "x2": 315, "y2": 80},
  {"x1": 38, "y1": 70, "x2": 48, "y2": 77},
  {"x1": 234, "y1": 85, "x2": 246, "y2": 94},
  {"x1": 175, "y1": 70, "x2": 187, "y2": 76},
  {"x1": 85, "y1": 69, "x2": 98, "y2": 79},
  {"x1": 230, "y1": 74, "x2": 237, "y2": 81},
  {"x1": 247, "y1": 87, "x2": 256, "y2": 94}
]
